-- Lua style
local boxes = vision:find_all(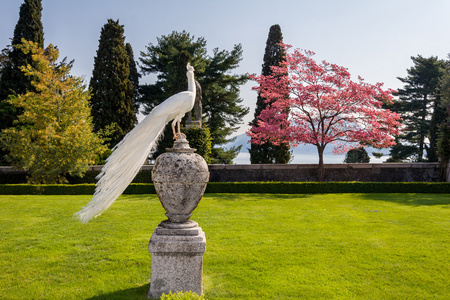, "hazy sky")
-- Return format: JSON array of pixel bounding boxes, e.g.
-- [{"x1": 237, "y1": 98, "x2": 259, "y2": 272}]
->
[{"x1": 2, "y1": 0, "x2": 450, "y2": 135}]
